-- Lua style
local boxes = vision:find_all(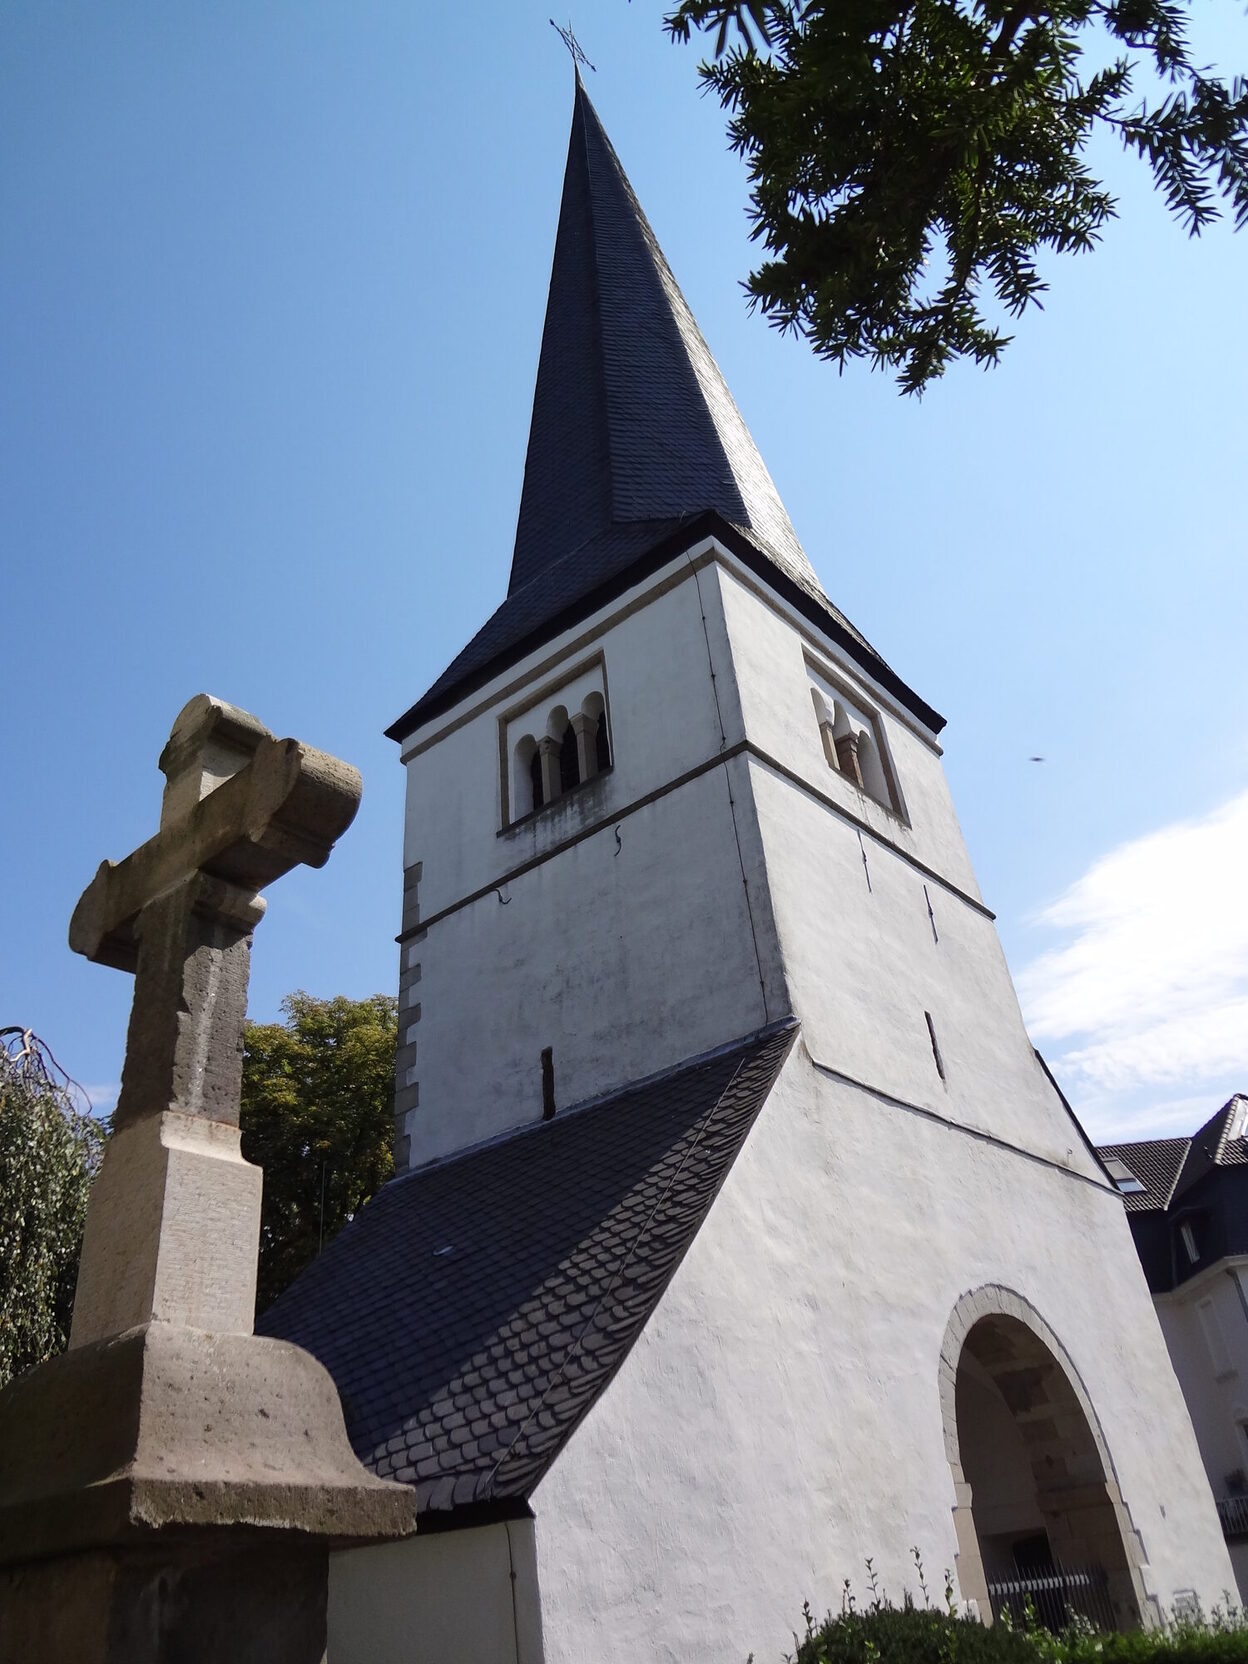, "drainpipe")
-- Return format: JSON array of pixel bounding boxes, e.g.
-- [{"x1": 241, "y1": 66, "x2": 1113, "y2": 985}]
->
[
  {"x1": 504, "y1": 1518, "x2": 522, "y2": 1664},
  {"x1": 1228, "y1": 1264, "x2": 1248, "y2": 1328}
]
